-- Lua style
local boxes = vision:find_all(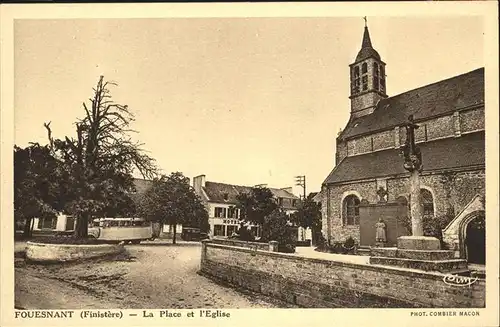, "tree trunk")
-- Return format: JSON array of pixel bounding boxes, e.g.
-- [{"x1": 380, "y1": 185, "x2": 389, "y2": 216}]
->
[
  {"x1": 172, "y1": 223, "x2": 177, "y2": 244},
  {"x1": 74, "y1": 212, "x2": 89, "y2": 238},
  {"x1": 23, "y1": 217, "x2": 33, "y2": 239}
]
